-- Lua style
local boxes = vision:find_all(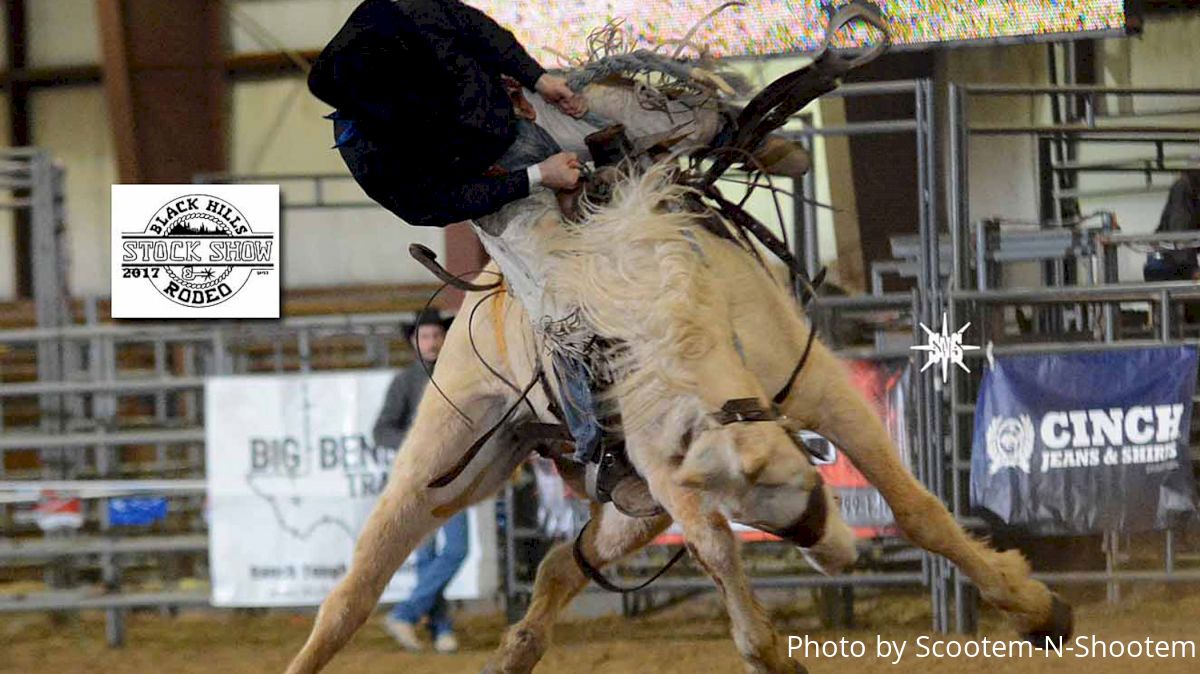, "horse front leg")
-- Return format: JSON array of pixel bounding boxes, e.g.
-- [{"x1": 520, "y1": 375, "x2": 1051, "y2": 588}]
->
[
  {"x1": 645, "y1": 471, "x2": 803, "y2": 674},
  {"x1": 784, "y1": 339, "x2": 1073, "y2": 645}
]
